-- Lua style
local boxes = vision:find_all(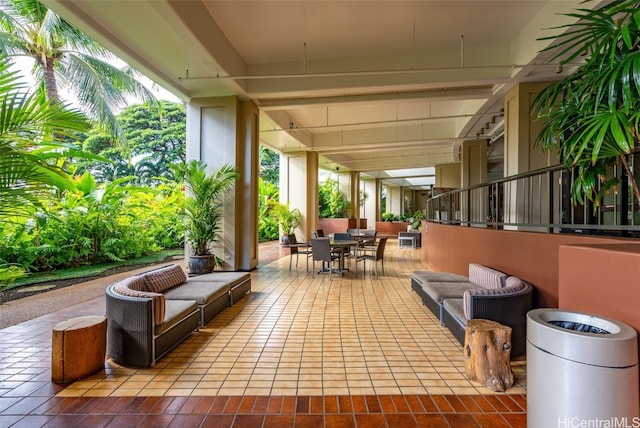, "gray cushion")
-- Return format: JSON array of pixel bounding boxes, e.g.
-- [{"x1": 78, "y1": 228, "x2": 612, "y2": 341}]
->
[
  {"x1": 442, "y1": 299, "x2": 466, "y2": 325},
  {"x1": 412, "y1": 271, "x2": 469, "y2": 284},
  {"x1": 156, "y1": 299, "x2": 198, "y2": 335},
  {"x1": 421, "y1": 281, "x2": 481, "y2": 303},
  {"x1": 187, "y1": 272, "x2": 250, "y2": 289},
  {"x1": 163, "y1": 281, "x2": 230, "y2": 305}
]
